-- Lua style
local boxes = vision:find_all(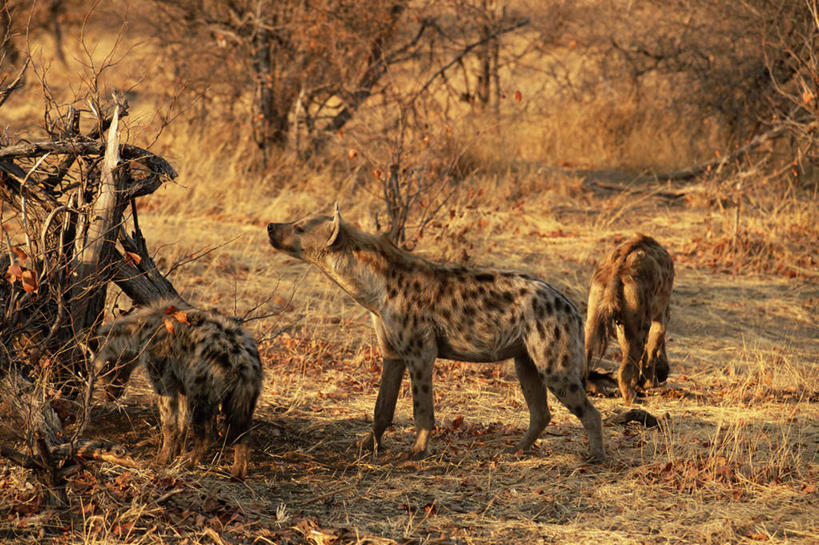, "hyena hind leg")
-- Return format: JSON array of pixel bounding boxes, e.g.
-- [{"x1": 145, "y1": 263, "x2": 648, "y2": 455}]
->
[
  {"x1": 511, "y1": 354, "x2": 551, "y2": 453},
  {"x1": 641, "y1": 319, "x2": 667, "y2": 388},
  {"x1": 548, "y1": 379, "x2": 605, "y2": 462}
]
